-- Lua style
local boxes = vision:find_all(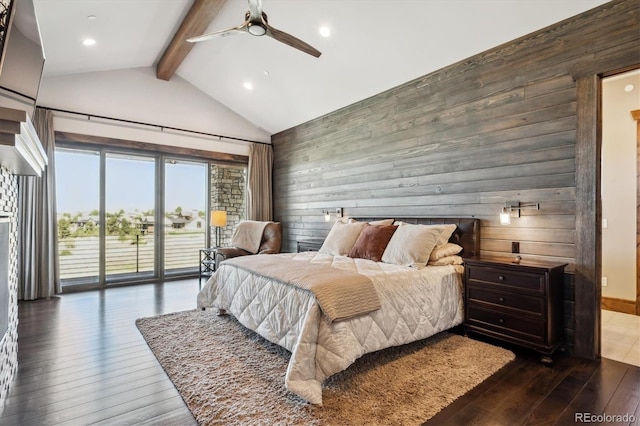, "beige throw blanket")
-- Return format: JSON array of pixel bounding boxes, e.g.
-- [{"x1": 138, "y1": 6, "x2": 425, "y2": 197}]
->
[
  {"x1": 224, "y1": 255, "x2": 381, "y2": 322},
  {"x1": 230, "y1": 221, "x2": 270, "y2": 254}
]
